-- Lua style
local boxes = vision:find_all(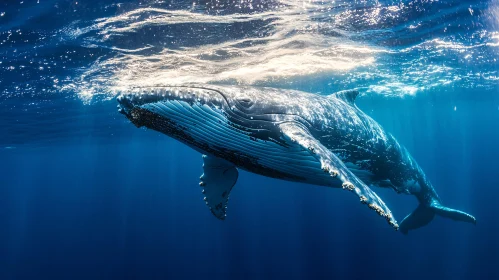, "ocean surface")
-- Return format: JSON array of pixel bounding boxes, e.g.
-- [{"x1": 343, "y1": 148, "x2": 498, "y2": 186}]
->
[{"x1": 1, "y1": 0, "x2": 499, "y2": 279}]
